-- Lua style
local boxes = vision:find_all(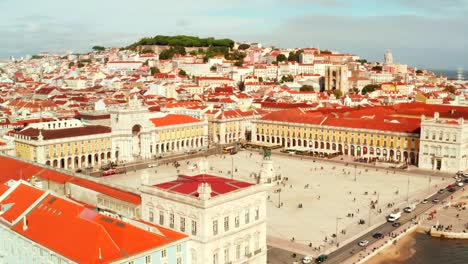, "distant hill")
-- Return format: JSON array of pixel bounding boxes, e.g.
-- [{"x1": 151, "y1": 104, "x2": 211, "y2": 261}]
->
[{"x1": 125, "y1": 35, "x2": 235, "y2": 50}]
